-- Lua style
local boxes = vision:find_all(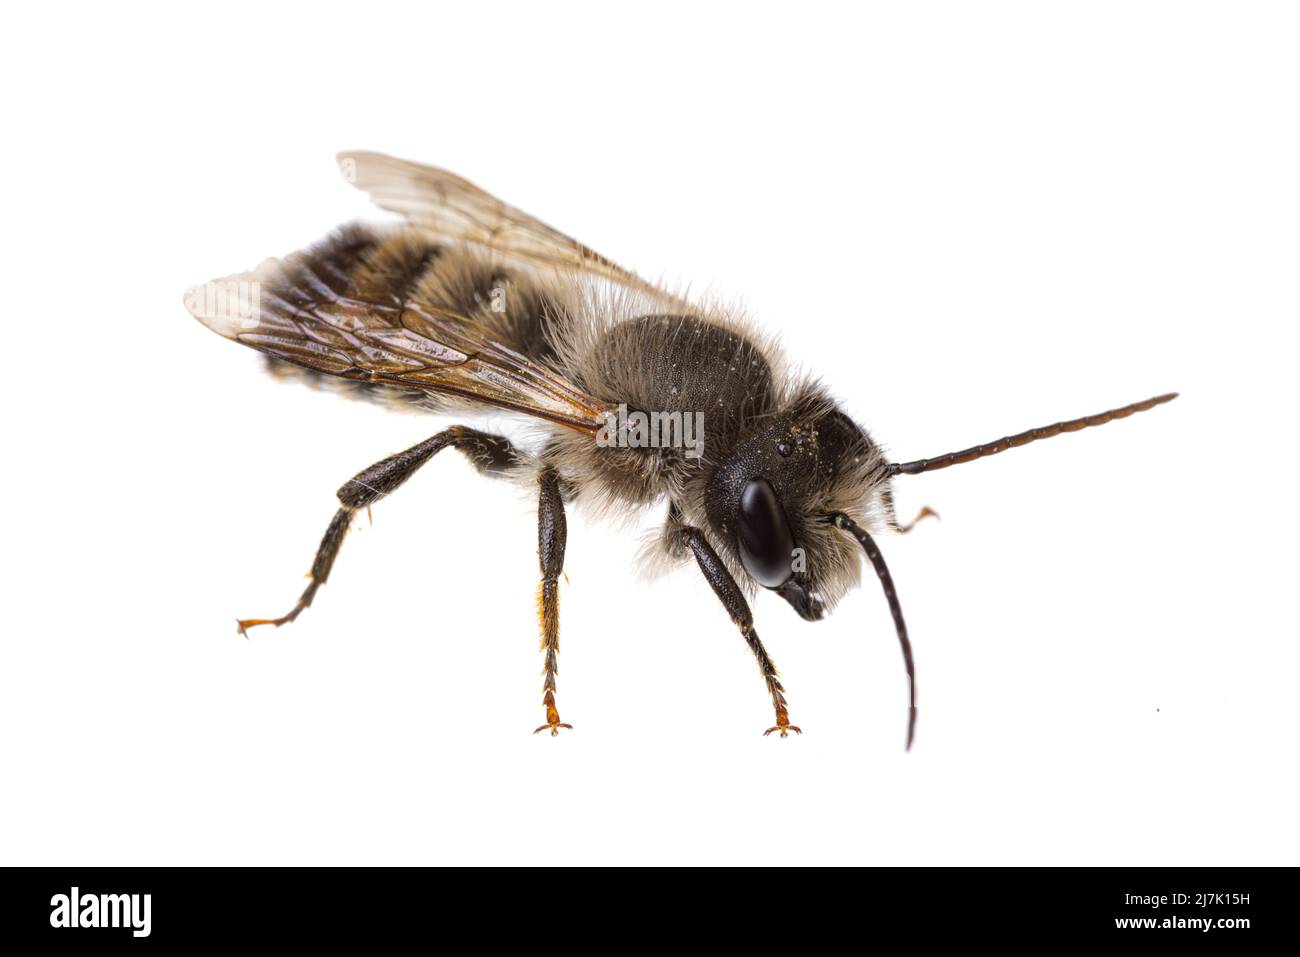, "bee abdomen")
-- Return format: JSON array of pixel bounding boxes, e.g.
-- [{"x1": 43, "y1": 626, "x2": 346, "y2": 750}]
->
[{"x1": 242, "y1": 223, "x2": 566, "y2": 407}]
